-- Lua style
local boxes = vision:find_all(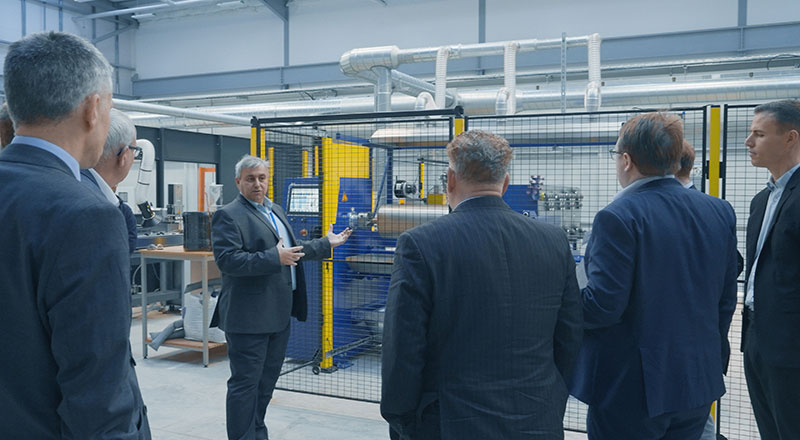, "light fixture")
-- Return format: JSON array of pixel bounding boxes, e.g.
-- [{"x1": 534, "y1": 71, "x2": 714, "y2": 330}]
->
[
  {"x1": 131, "y1": 12, "x2": 156, "y2": 20},
  {"x1": 216, "y1": 0, "x2": 245, "y2": 8}
]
